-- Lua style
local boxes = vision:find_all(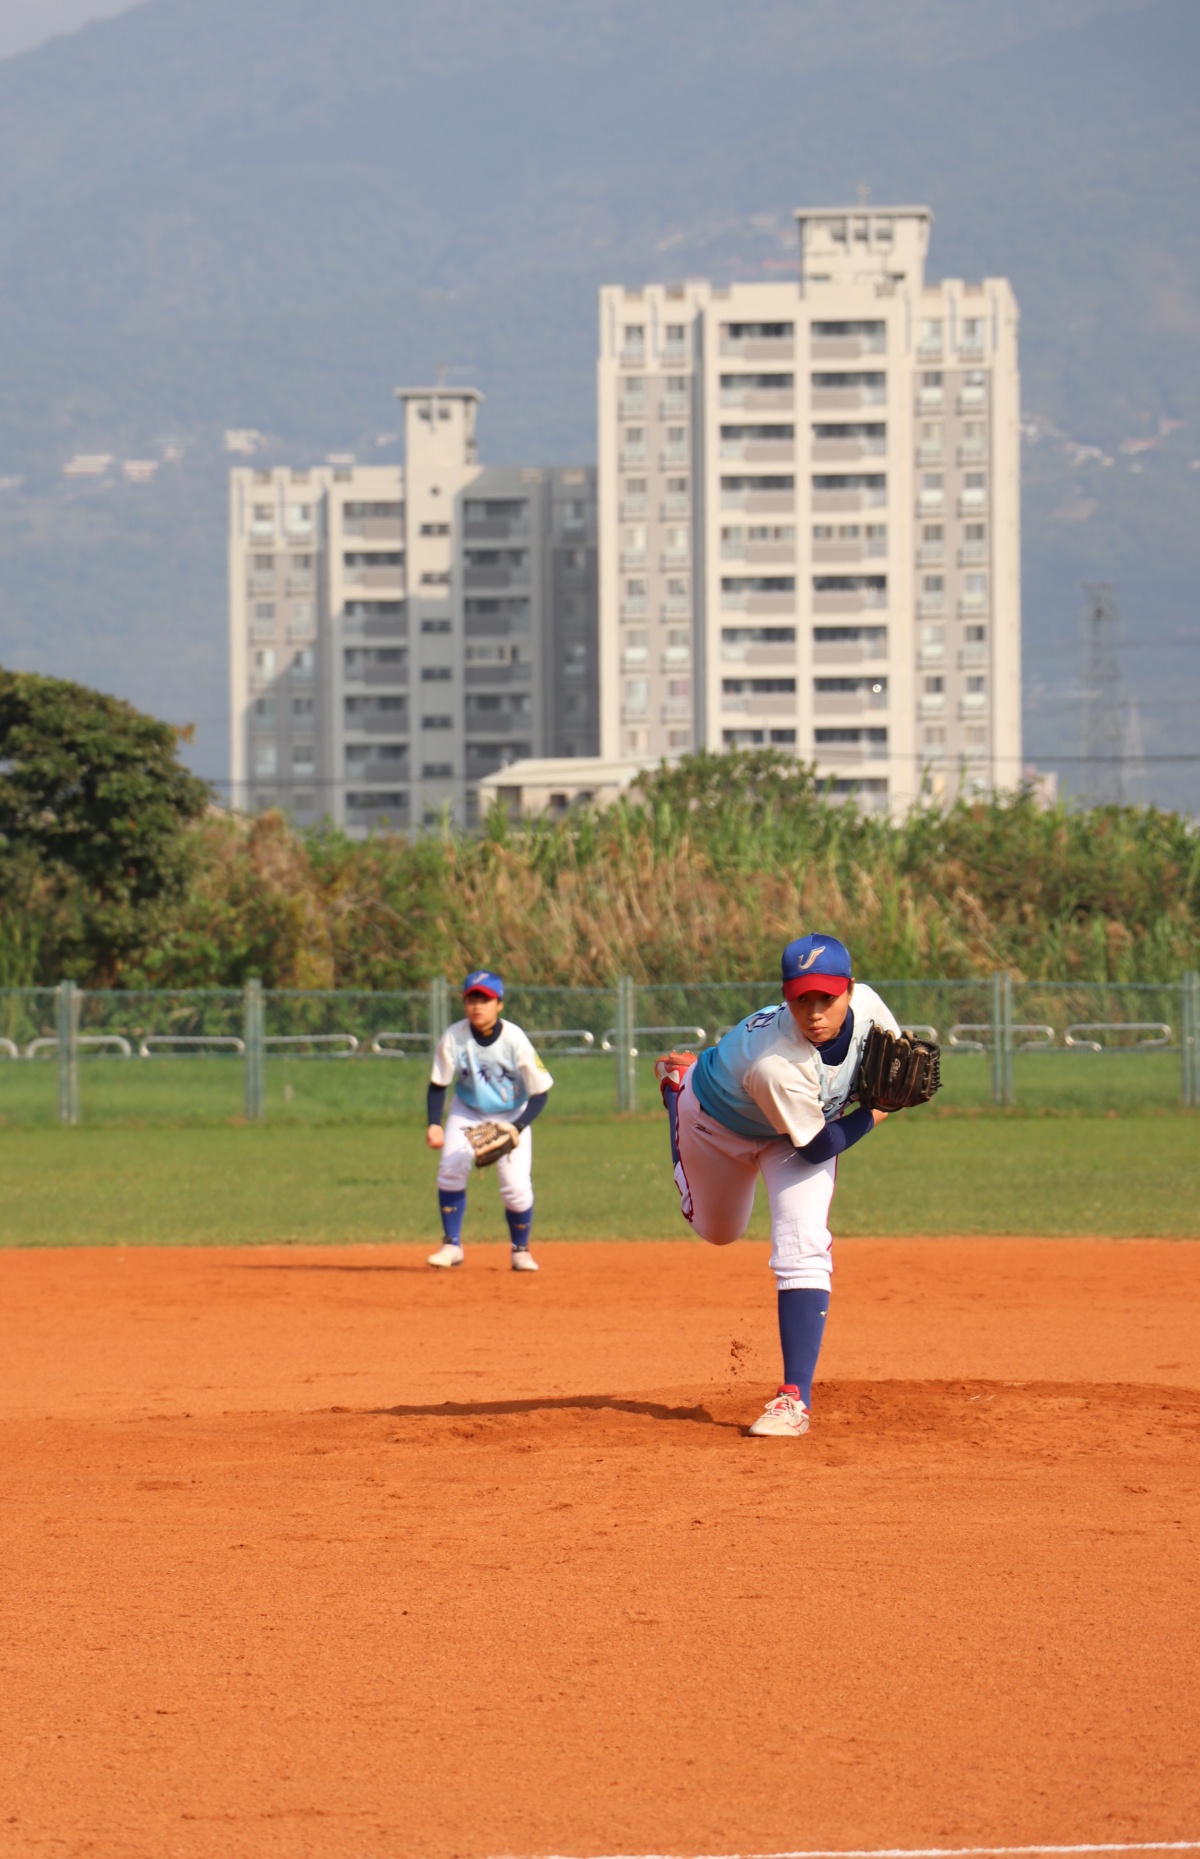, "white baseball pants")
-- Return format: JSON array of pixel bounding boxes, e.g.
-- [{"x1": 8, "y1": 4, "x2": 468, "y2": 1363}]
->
[
  {"x1": 436, "y1": 1097, "x2": 535, "y2": 1213},
  {"x1": 674, "y1": 1073, "x2": 836, "y2": 1291}
]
